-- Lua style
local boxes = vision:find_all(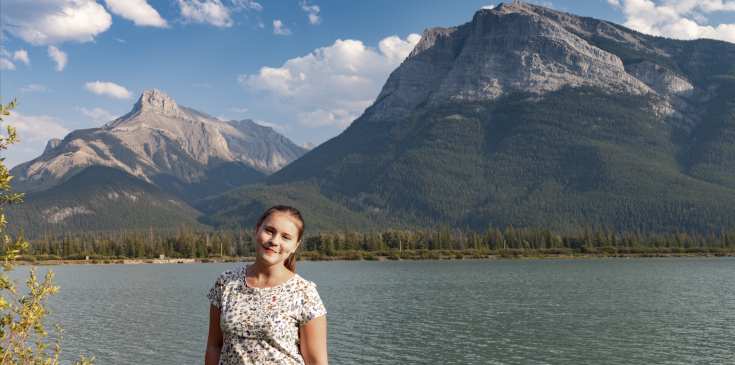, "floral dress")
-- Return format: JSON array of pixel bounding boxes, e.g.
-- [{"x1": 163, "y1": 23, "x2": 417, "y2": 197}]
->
[{"x1": 208, "y1": 266, "x2": 327, "y2": 365}]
